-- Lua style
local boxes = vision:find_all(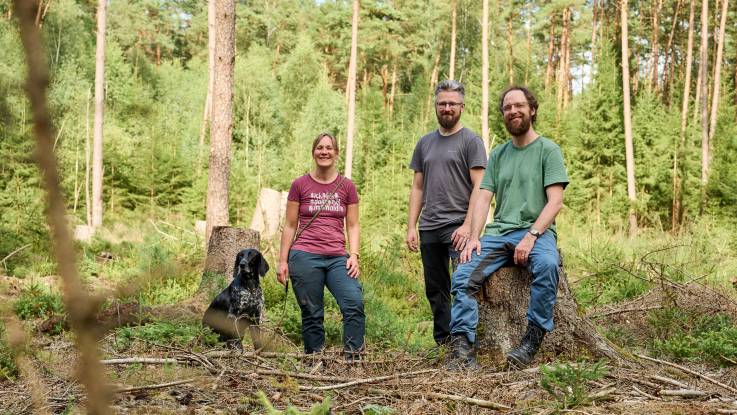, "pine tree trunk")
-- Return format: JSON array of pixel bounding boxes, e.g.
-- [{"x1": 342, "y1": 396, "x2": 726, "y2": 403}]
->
[
  {"x1": 481, "y1": 0, "x2": 490, "y2": 151},
  {"x1": 650, "y1": 0, "x2": 662, "y2": 90},
  {"x1": 198, "y1": 0, "x2": 215, "y2": 148},
  {"x1": 205, "y1": 0, "x2": 235, "y2": 243},
  {"x1": 388, "y1": 63, "x2": 397, "y2": 116},
  {"x1": 698, "y1": 0, "x2": 709, "y2": 212},
  {"x1": 591, "y1": 0, "x2": 598, "y2": 70},
  {"x1": 672, "y1": 0, "x2": 696, "y2": 230},
  {"x1": 476, "y1": 266, "x2": 622, "y2": 364},
  {"x1": 506, "y1": 13, "x2": 514, "y2": 85},
  {"x1": 91, "y1": 0, "x2": 106, "y2": 229},
  {"x1": 661, "y1": 0, "x2": 682, "y2": 98},
  {"x1": 621, "y1": 0, "x2": 638, "y2": 236},
  {"x1": 449, "y1": 0, "x2": 456, "y2": 80},
  {"x1": 545, "y1": 15, "x2": 557, "y2": 91},
  {"x1": 556, "y1": 7, "x2": 570, "y2": 113},
  {"x1": 424, "y1": 52, "x2": 441, "y2": 126},
  {"x1": 708, "y1": 0, "x2": 728, "y2": 144},
  {"x1": 344, "y1": 0, "x2": 359, "y2": 179}
]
